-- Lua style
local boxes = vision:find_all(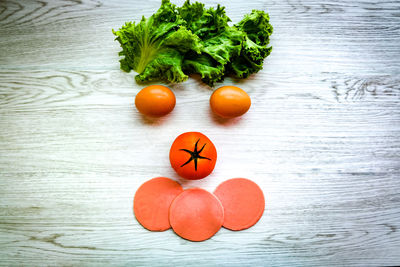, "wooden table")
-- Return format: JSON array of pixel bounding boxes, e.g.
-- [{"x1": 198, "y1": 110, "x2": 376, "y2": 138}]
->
[{"x1": 1, "y1": 0, "x2": 399, "y2": 266}]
